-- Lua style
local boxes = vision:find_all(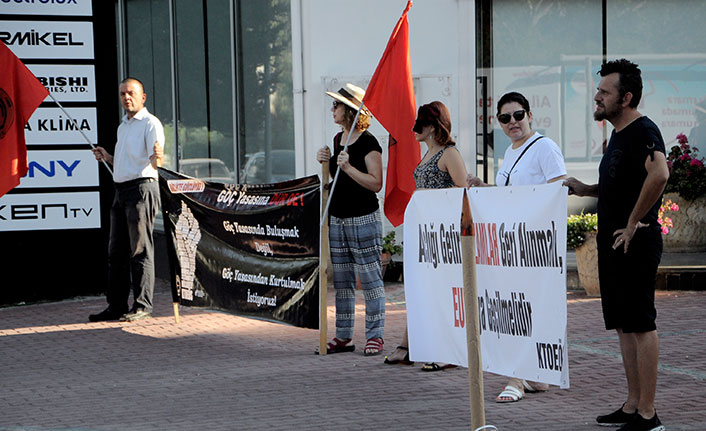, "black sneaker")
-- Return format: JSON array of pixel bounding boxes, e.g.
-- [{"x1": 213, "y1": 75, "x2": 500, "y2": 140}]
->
[
  {"x1": 617, "y1": 411, "x2": 664, "y2": 431},
  {"x1": 120, "y1": 309, "x2": 152, "y2": 321},
  {"x1": 597, "y1": 404, "x2": 638, "y2": 427},
  {"x1": 88, "y1": 307, "x2": 127, "y2": 322}
]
